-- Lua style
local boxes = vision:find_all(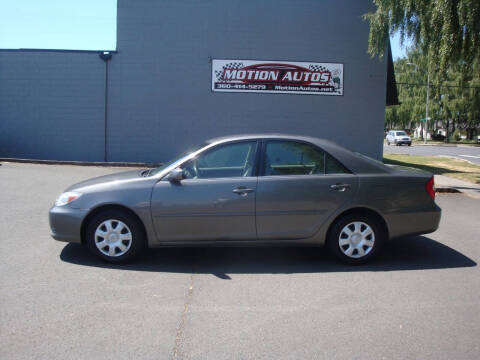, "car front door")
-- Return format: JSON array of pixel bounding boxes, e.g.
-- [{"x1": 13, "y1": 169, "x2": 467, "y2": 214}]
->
[
  {"x1": 255, "y1": 140, "x2": 358, "y2": 240},
  {"x1": 151, "y1": 140, "x2": 259, "y2": 242}
]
